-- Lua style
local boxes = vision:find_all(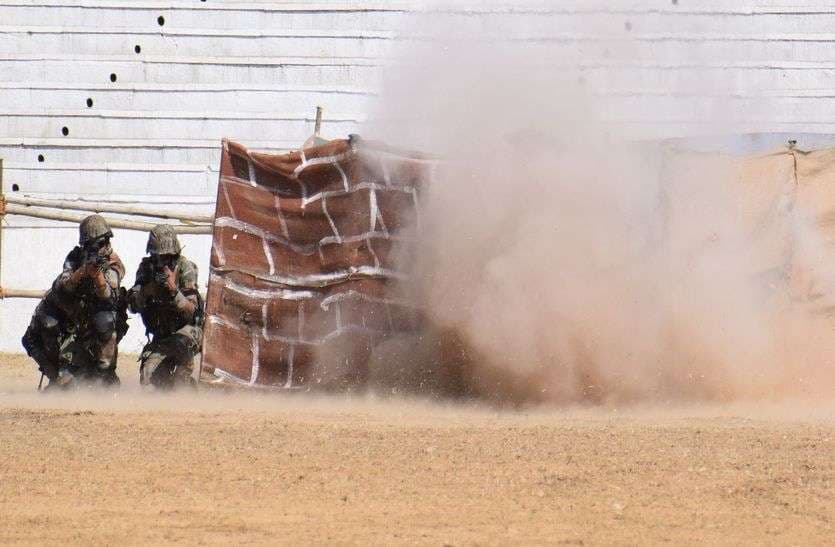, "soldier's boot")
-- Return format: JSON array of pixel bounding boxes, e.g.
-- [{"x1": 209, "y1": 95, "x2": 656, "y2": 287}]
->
[{"x1": 56, "y1": 366, "x2": 77, "y2": 389}]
